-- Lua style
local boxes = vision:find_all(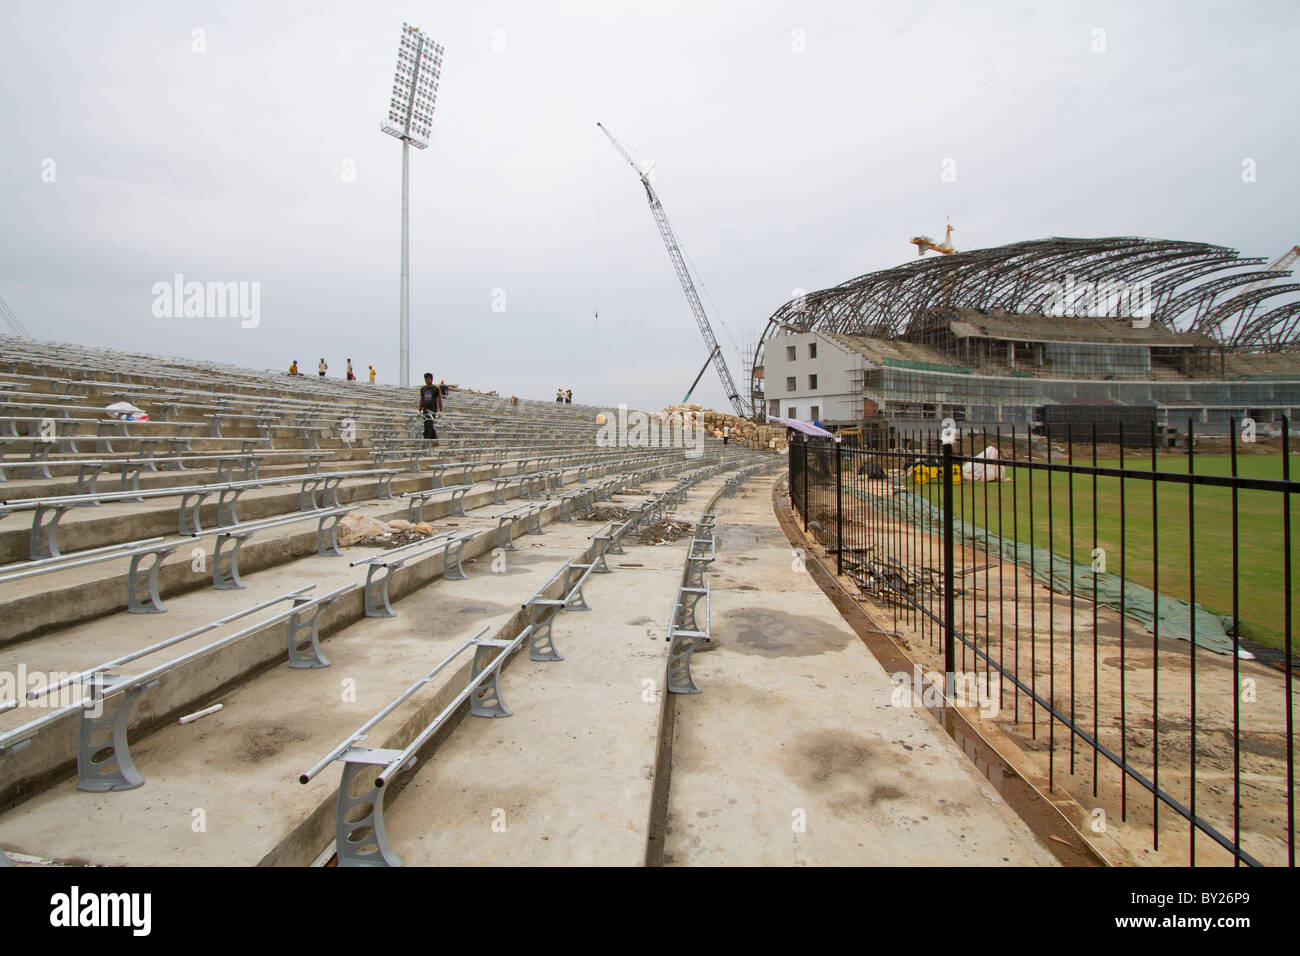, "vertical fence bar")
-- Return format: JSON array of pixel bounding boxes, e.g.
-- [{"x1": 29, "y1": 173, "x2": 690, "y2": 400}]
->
[
  {"x1": 1284, "y1": 415, "x2": 1295, "y2": 867},
  {"x1": 835, "y1": 440, "x2": 843, "y2": 576},
  {"x1": 1090, "y1": 421, "x2": 1099, "y2": 796},
  {"x1": 1067, "y1": 423, "x2": 1077, "y2": 777},
  {"x1": 1047, "y1": 424, "x2": 1056, "y2": 790},
  {"x1": 1151, "y1": 419, "x2": 1160, "y2": 852},
  {"x1": 802, "y1": 440, "x2": 808, "y2": 533},
  {"x1": 1230, "y1": 416, "x2": 1240, "y2": 864},
  {"x1": 1012, "y1": 424, "x2": 1021, "y2": 724},
  {"x1": 1119, "y1": 421, "x2": 1128, "y2": 822},
  {"x1": 1187, "y1": 417, "x2": 1197, "y2": 865},
  {"x1": 943, "y1": 437, "x2": 956, "y2": 697},
  {"x1": 1028, "y1": 423, "x2": 1037, "y2": 739}
]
